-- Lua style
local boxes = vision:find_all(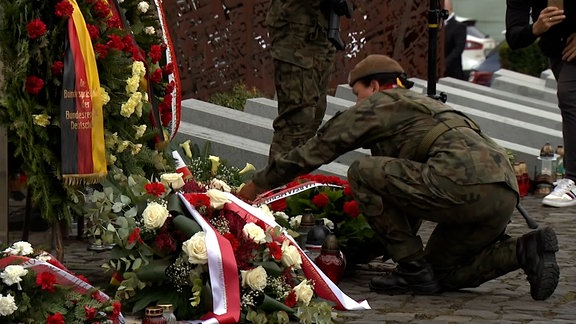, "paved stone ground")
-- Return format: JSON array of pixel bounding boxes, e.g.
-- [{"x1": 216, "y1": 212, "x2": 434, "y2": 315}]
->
[{"x1": 10, "y1": 194, "x2": 576, "y2": 323}]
